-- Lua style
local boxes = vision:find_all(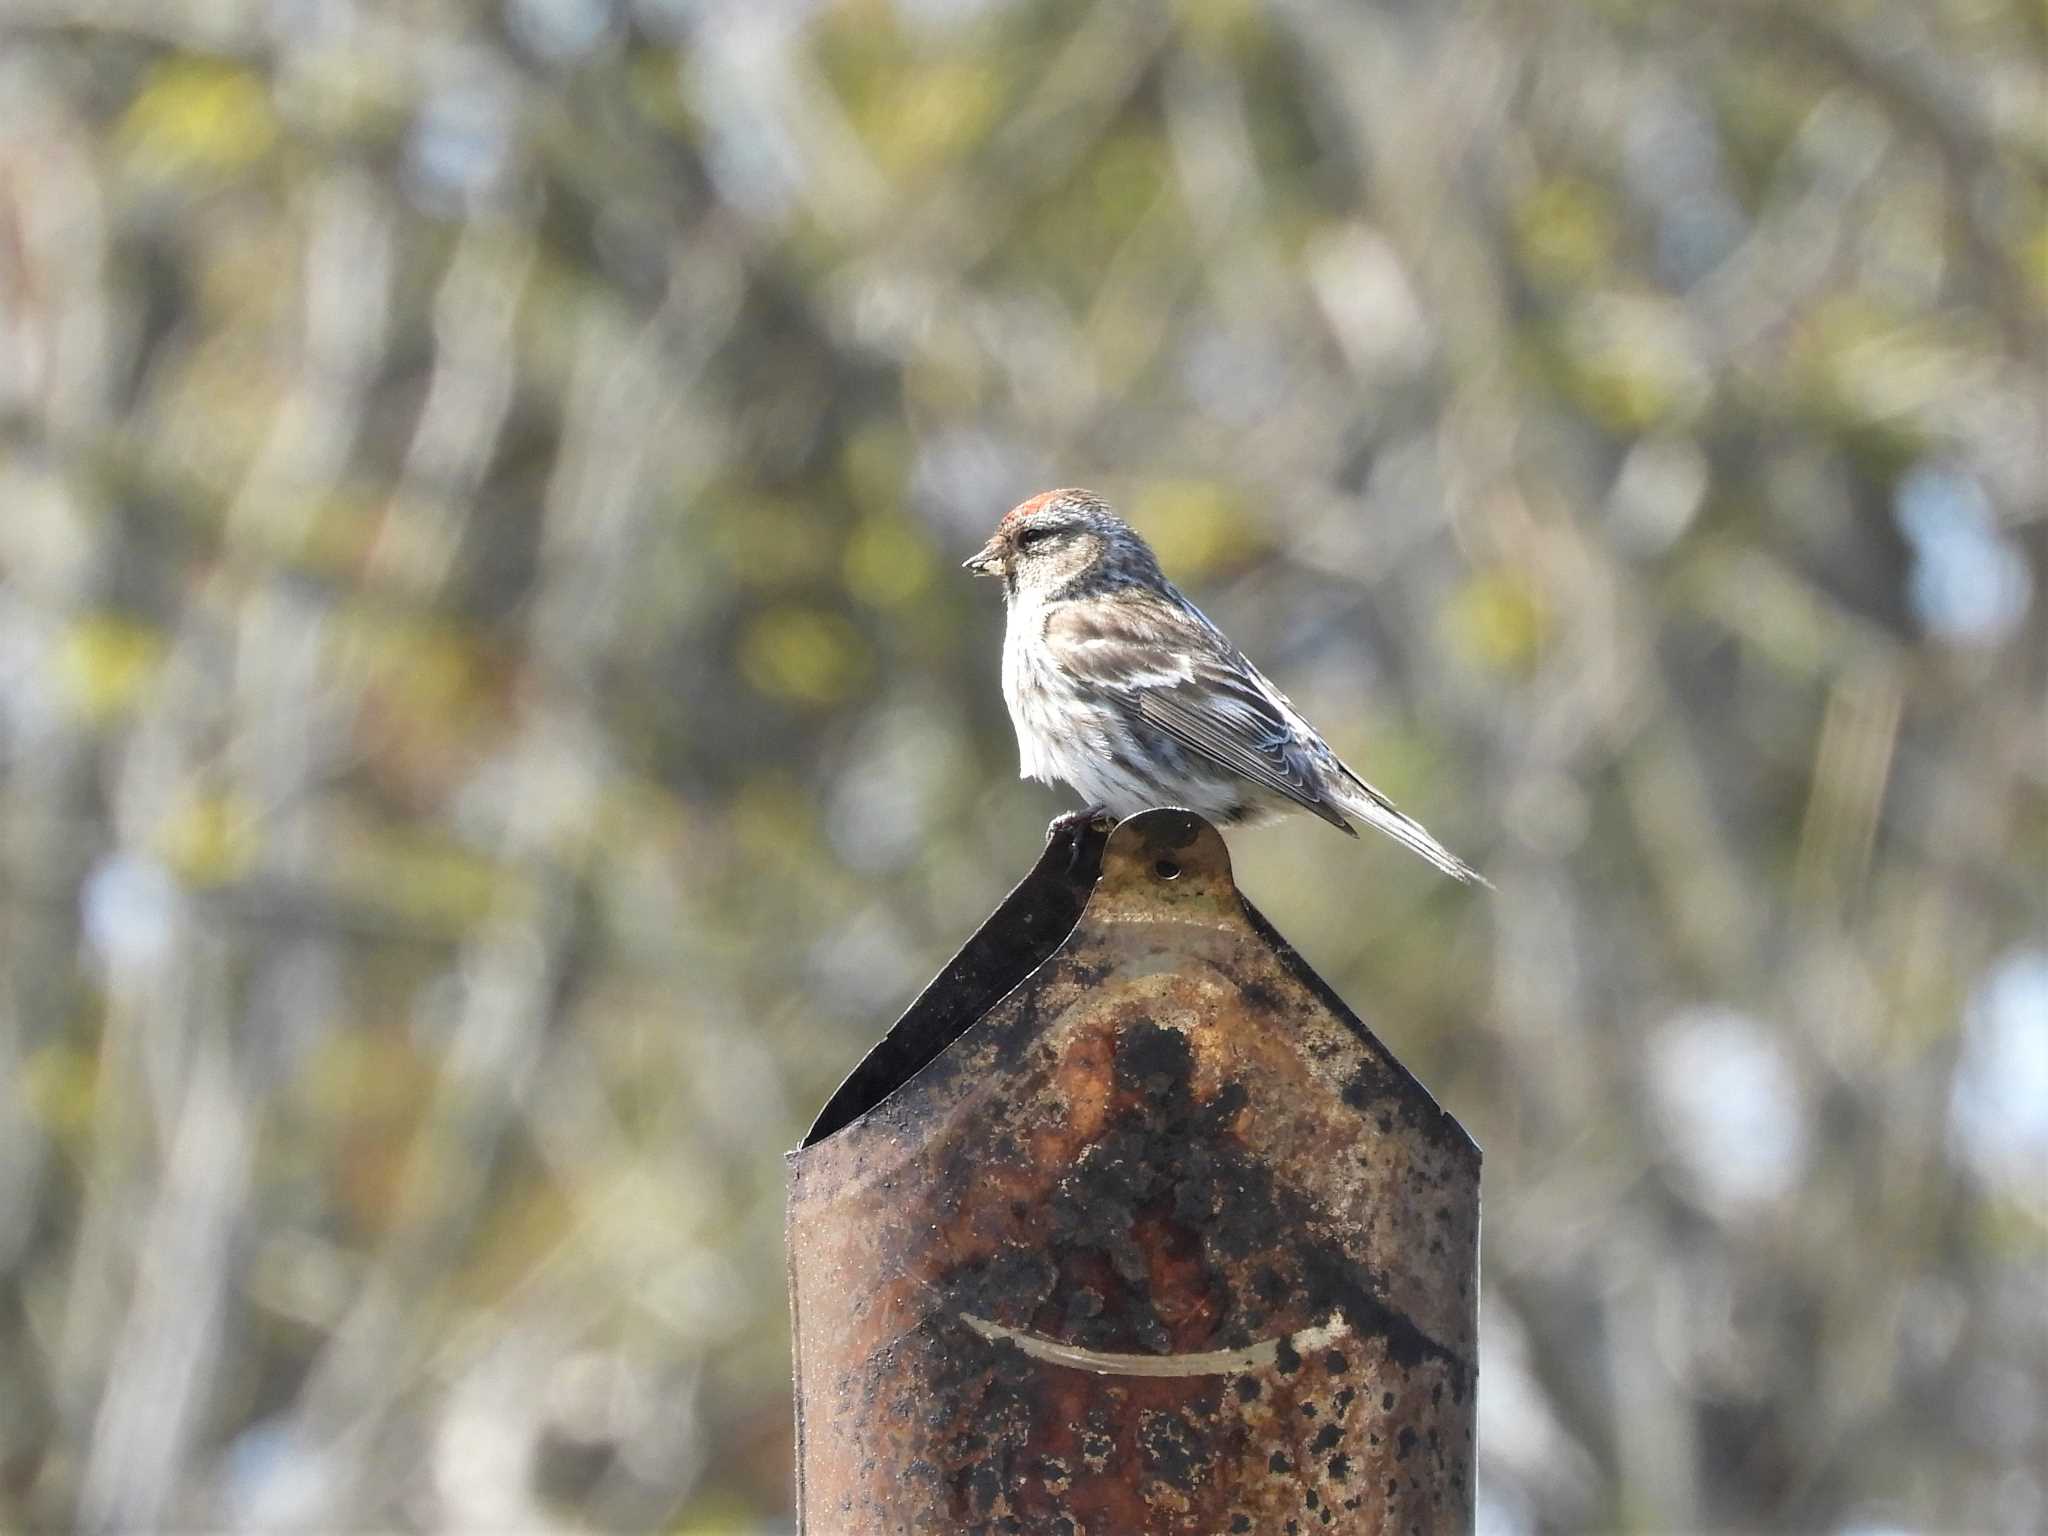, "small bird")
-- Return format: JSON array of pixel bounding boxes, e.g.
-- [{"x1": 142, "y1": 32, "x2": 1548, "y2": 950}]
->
[{"x1": 963, "y1": 489, "x2": 1484, "y2": 883}]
